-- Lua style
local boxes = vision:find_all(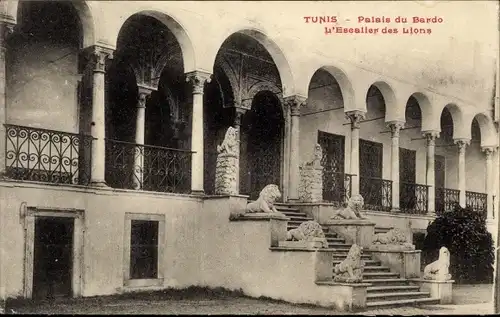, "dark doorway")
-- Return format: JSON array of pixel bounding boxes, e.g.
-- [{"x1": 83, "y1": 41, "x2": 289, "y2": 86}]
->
[
  {"x1": 318, "y1": 131, "x2": 345, "y2": 204},
  {"x1": 241, "y1": 91, "x2": 283, "y2": 199},
  {"x1": 435, "y1": 154, "x2": 446, "y2": 212},
  {"x1": 33, "y1": 217, "x2": 74, "y2": 300},
  {"x1": 360, "y1": 139, "x2": 384, "y2": 209},
  {"x1": 400, "y1": 147, "x2": 417, "y2": 211}
]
